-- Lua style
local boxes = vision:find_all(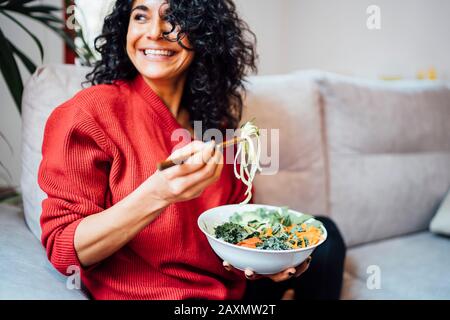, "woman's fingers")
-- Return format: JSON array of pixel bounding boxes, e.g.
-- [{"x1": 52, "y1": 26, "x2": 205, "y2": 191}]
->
[
  {"x1": 183, "y1": 149, "x2": 223, "y2": 196},
  {"x1": 168, "y1": 140, "x2": 205, "y2": 163},
  {"x1": 222, "y1": 262, "x2": 265, "y2": 282},
  {"x1": 222, "y1": 261, "x2": 247, "y2": 277},
  {"x1": 176, "y1": 147, "x2": 223, "y2": 194},
  {"x1": 268, "y1": 267, "x2": 297, "y2": 282},
  {"x1": 164, "y1": 141, "x2": 215, "y2": 179},
  {"x1": 269, "y1": 257, "x2": 312, "y2": 282},
  {"x1": 222, "y1": 264, "x2": 265, "y2": 281},
  {"x1": 244, "y1": 268, "x2": 262, "y2": 280},
  {"x1": 223, "y1": 261, "x2": 233, "y2": 272},
  {"x1": 152, "y1": 140, "x2": 222, "y2": 204},
  {"x1": 184, "y1": 140, "x2": 216, "y2": 168},
  {"x1": 223, "y1": 261, "x2": 262, "y2": 281},
  {"x1": 225, "y1": 256, "x2": 313, "y2": 283}
]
